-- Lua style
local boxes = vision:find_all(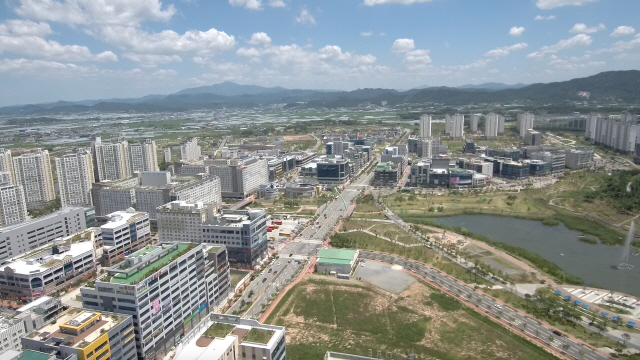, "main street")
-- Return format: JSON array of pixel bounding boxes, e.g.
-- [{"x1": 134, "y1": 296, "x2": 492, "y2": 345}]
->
[{"x1": 362, "y1": 251, "x2": 609, "y2": 360}]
